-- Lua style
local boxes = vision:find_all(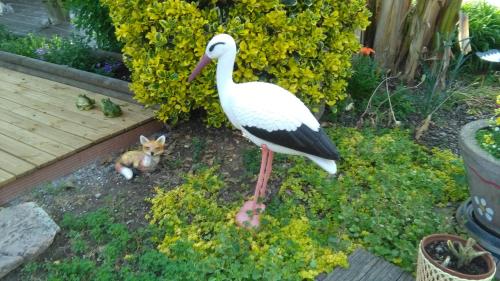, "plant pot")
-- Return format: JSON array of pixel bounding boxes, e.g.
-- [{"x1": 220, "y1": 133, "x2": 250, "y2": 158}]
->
[
  {"x1": 416, "y1": 234, "x2": 496, "y2": 281},
  {"x1": 459, "y1": 120, "x2": 500, "y2": 236}
]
